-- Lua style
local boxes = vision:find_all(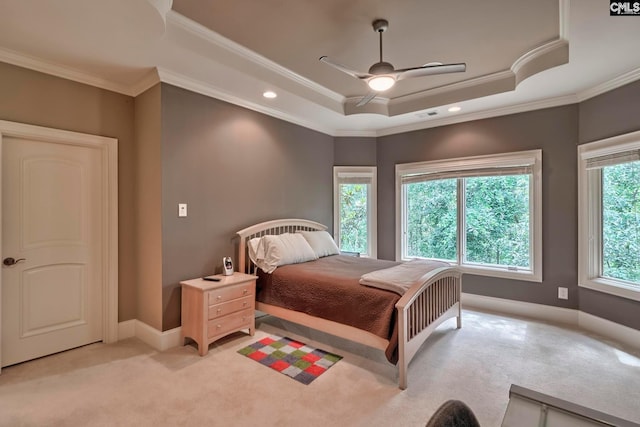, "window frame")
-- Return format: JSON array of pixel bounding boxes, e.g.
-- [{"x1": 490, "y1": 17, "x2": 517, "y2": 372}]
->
[
  {"x1": 396, "y1": 150, "x2": 542, "y2": 282},
  {"x1": 578, "y1": 130, "x2": 640, "y2": 302},
  {"x1": 333, "y1": 166, "x2": 377, "y2": 258}
]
